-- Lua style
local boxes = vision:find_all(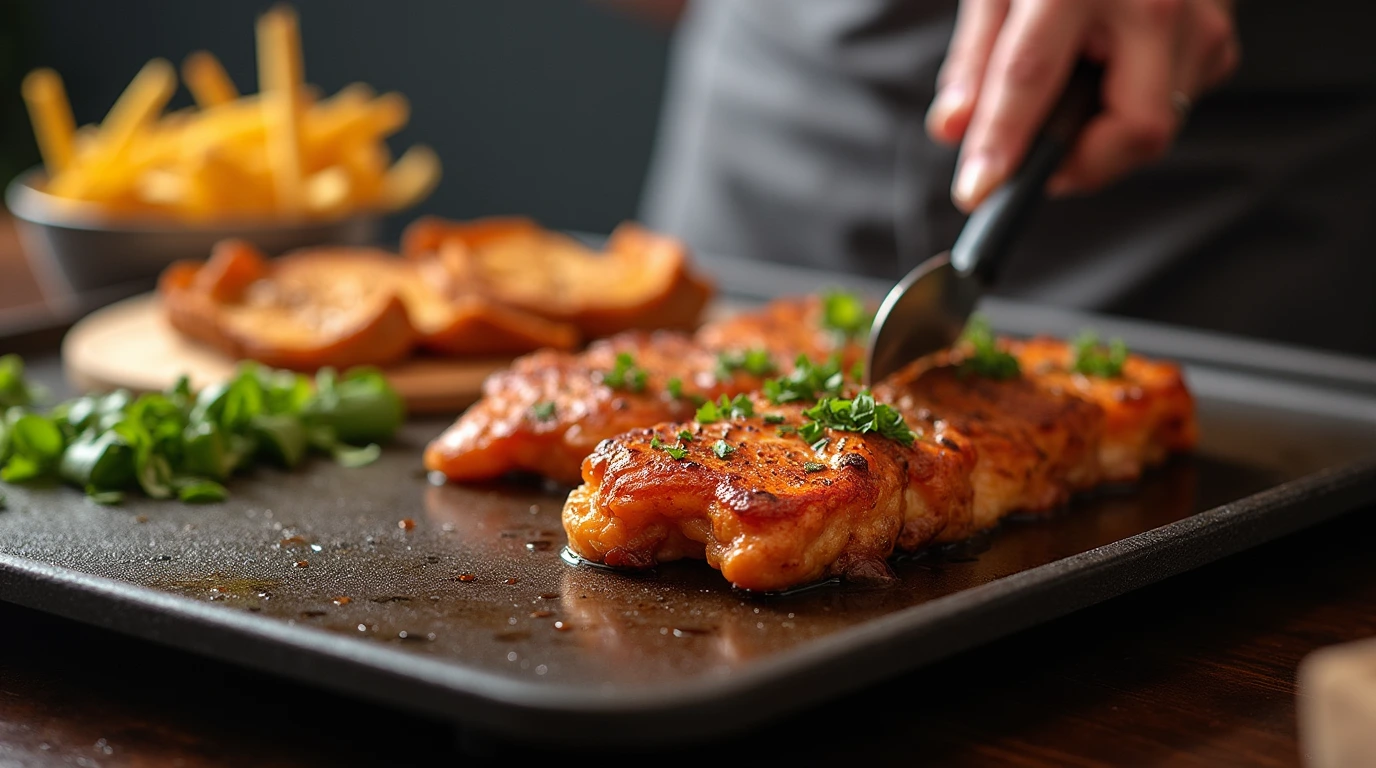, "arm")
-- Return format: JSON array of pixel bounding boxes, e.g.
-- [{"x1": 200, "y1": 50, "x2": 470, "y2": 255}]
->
[{"x1": 926, "y1": 0, "x2": 1240, "y2": 212}]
